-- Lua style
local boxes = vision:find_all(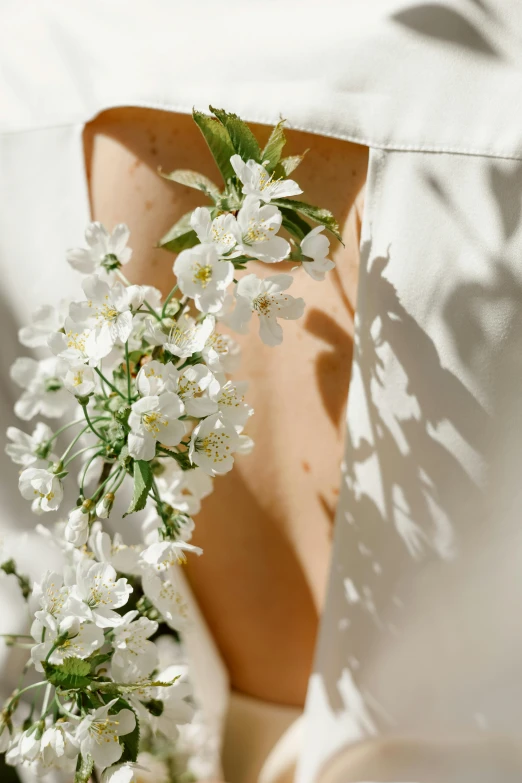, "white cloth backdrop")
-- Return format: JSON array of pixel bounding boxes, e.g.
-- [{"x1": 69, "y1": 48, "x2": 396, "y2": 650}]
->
[{"x1": 1, "y1": 2, "x2": 522, "y2": 781}]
